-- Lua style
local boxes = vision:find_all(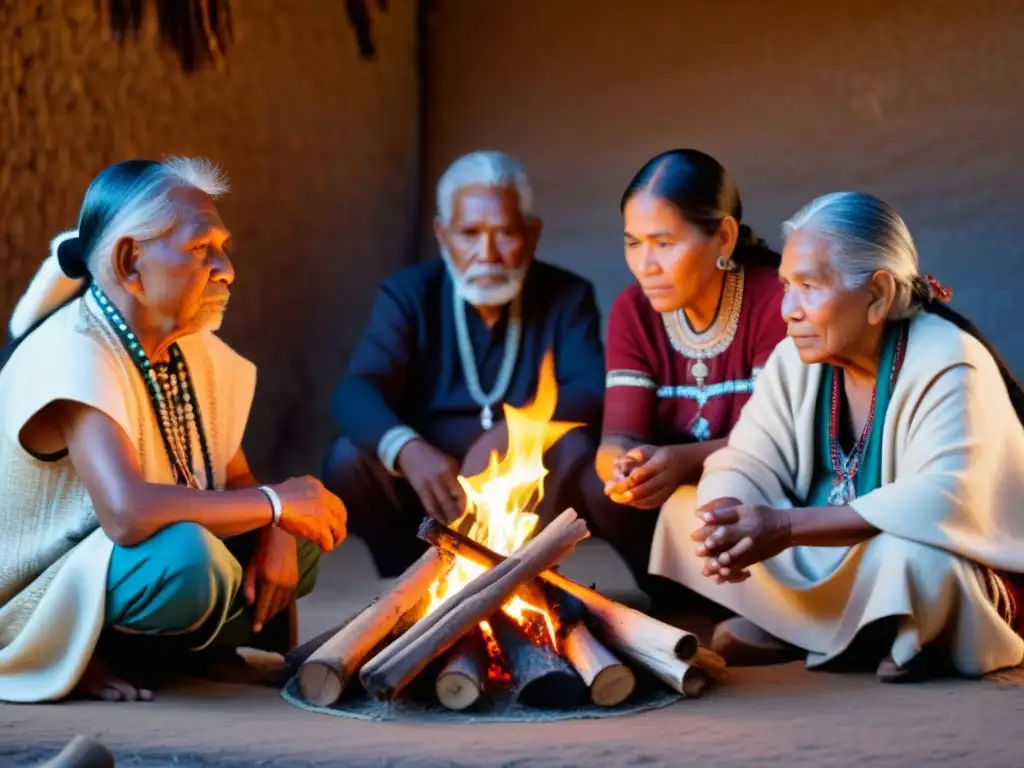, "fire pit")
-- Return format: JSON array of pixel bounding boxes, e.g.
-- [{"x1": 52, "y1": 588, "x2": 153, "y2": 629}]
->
[{"x1": 282, "y1": 356, "x2": 724, "y2": 722}]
